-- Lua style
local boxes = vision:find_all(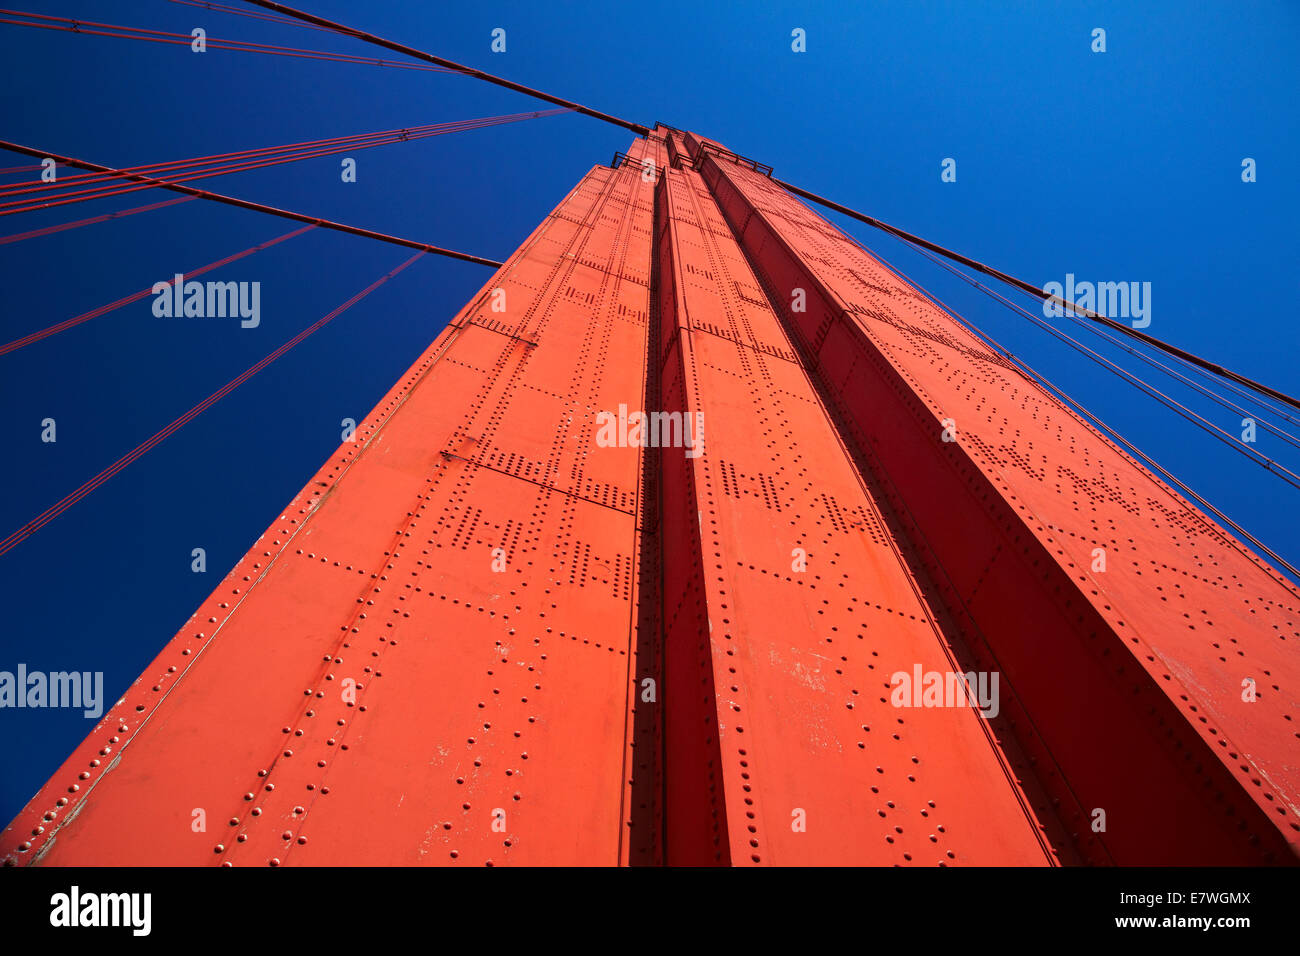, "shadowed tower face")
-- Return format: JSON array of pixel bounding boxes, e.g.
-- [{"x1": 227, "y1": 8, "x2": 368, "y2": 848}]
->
[{"x1": 4, "y1": 127, "x2": 1298, "y2": 867}]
